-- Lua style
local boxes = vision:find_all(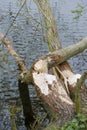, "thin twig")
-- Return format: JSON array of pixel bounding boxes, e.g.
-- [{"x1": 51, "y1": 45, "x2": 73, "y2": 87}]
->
[{"x1": 4, "y1": 0, "x2": 26, "y2": 37}]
